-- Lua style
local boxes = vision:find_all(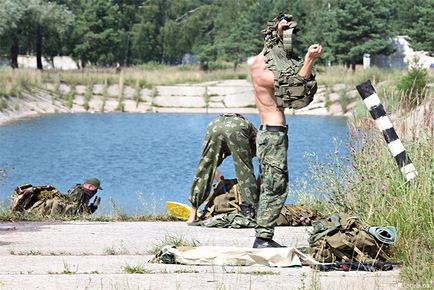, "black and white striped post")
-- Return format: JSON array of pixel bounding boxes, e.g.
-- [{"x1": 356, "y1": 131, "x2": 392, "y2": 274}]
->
[{"x1": 356, "y1": 80, "x2": 418, "y2": 182}]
